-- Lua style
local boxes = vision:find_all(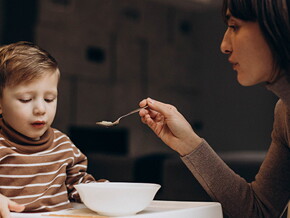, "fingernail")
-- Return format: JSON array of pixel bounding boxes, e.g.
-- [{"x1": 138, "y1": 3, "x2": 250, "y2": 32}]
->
[{"x1": 148, "y1": 98, "x2": 154, "y2": 104}]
